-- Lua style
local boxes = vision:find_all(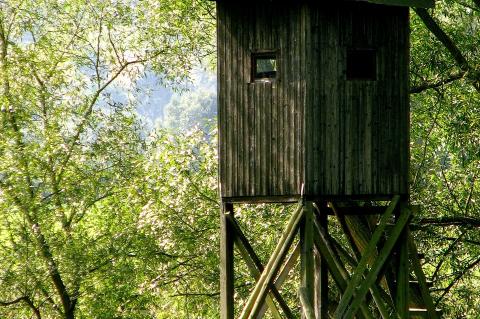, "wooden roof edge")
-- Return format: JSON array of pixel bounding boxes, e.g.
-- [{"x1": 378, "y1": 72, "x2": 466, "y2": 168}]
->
[
  {"x1": 365, "y1": 0, "x2": 434, "y2": 8},
  {"x1": 209, "y1": 0, "x2": 435, "y2": 8}
]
